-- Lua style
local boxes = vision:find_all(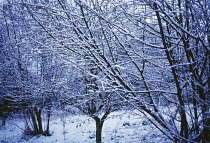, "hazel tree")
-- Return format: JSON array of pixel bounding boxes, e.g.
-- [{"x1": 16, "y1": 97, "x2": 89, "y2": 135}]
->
[
  {"x1": 54, "y1": 0, "x2": 209, "y2": 142},
  {"x1": 0, "y1": 0, "x2": 68, "y2": 135},
  {"x1": 1, "y1": 0, "x2": 209, "y2": 142}
]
